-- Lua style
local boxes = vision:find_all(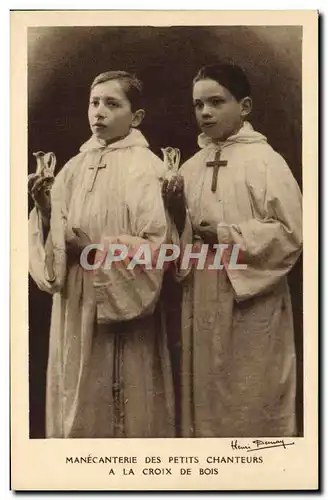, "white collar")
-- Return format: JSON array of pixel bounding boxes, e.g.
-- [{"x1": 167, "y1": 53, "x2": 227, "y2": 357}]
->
[
  {"x1": 79, "y1": 128, "x2": 149, "y2": 153},
  {"x1": 197, "y1": 121, "x2": 267, "y2": 149}
]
